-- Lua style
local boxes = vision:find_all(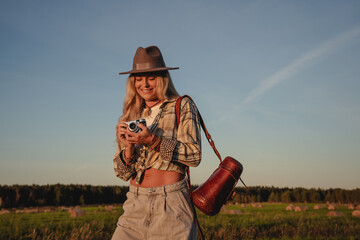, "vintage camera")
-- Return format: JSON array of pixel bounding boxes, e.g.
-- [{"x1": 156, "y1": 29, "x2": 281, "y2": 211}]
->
[{"x1": 125, "y1": 119, "x2": 146, "y2": 133}]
